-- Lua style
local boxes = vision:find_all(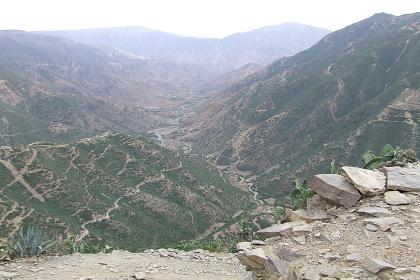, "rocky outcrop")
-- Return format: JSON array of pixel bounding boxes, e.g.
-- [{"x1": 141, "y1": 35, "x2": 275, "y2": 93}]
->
[
  {"x1": 236, "y1": 164, "x2": 420, "y2": 279},
  {"x1": 310, "y1": 174, "x2": 361, "y2": 208}
]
